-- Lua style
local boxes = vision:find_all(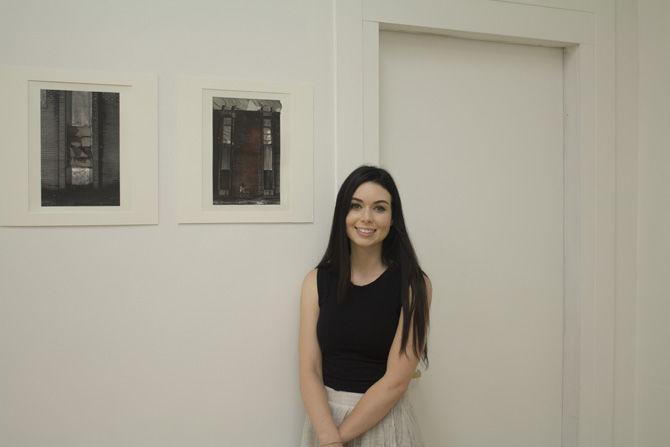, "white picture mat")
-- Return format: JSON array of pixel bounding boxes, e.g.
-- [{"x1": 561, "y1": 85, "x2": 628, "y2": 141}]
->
[
  {"x1": 0, "y1": 67, "x2": 158, "y2": 226},
  {"x1": 177, "y1": 77, "x2": 313, "y2": 223}
]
